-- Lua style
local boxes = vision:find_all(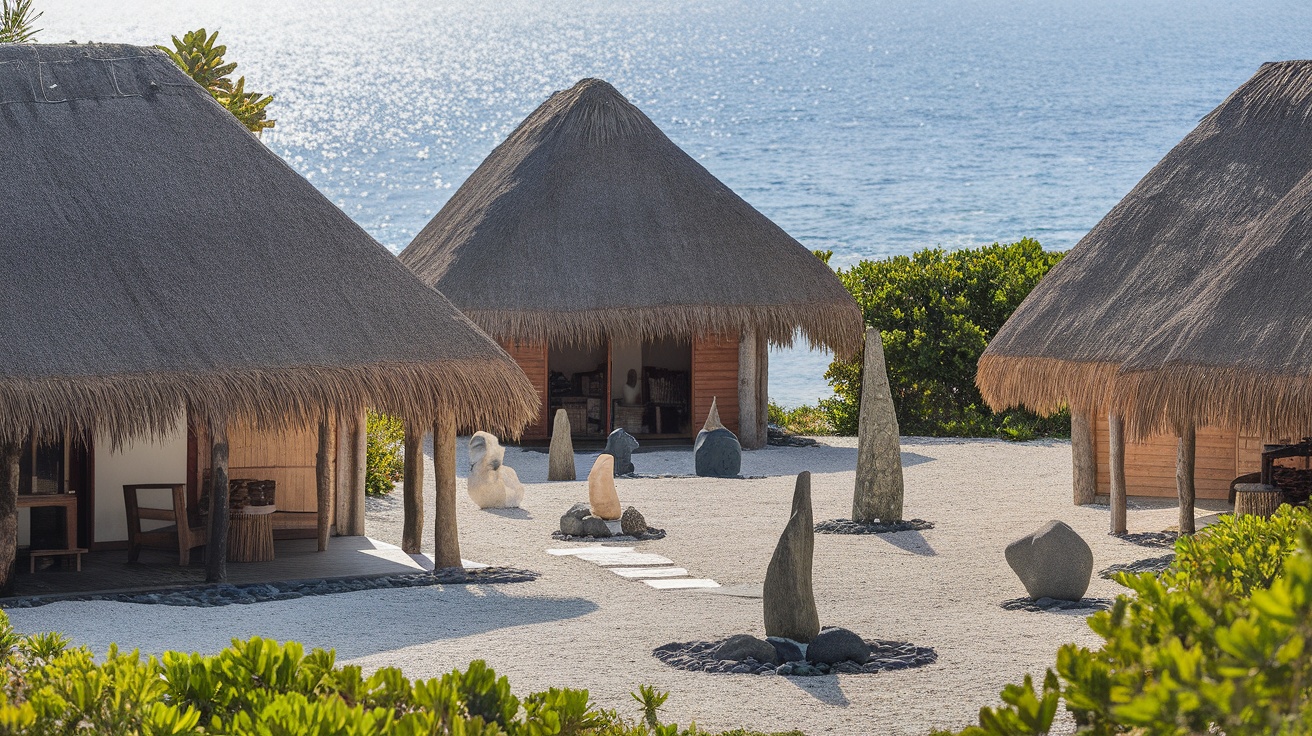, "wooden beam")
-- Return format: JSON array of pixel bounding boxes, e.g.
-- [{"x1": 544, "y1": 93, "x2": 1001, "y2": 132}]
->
[
  {"x1": 0, "y1": 441, "x2": 20, "y2": 596},
  {"x1": 1071, "y1": 411, "x2": 1096, "y2": 505},
  {"x1": 402, "y1": 420, "x2": 425, "y2": 554},
  {"x1": 206, "y1": 419, "x2": 230, "y2": 583},
  {"x1": 756, "y1": 332, "x2": 768, "y2": 448},
  {"x1": 738, "y1": 330, "x2": 762, "y2": 449},
  {"x1": 1109, "y1": 413, "x2": 1127, "y2": 535},
  {"x1": 432, "y1": 412, "x2": 462, "y2": 570},
  {"x1": 315, "y1": 416, "x2": 334, "y2": 552},
  {"x1": 1177, "y1": 425, "x2": 1196, "y2": 535},
  {"x1": 335, "y1": 409, "x2": 366, "y2": 536}
]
